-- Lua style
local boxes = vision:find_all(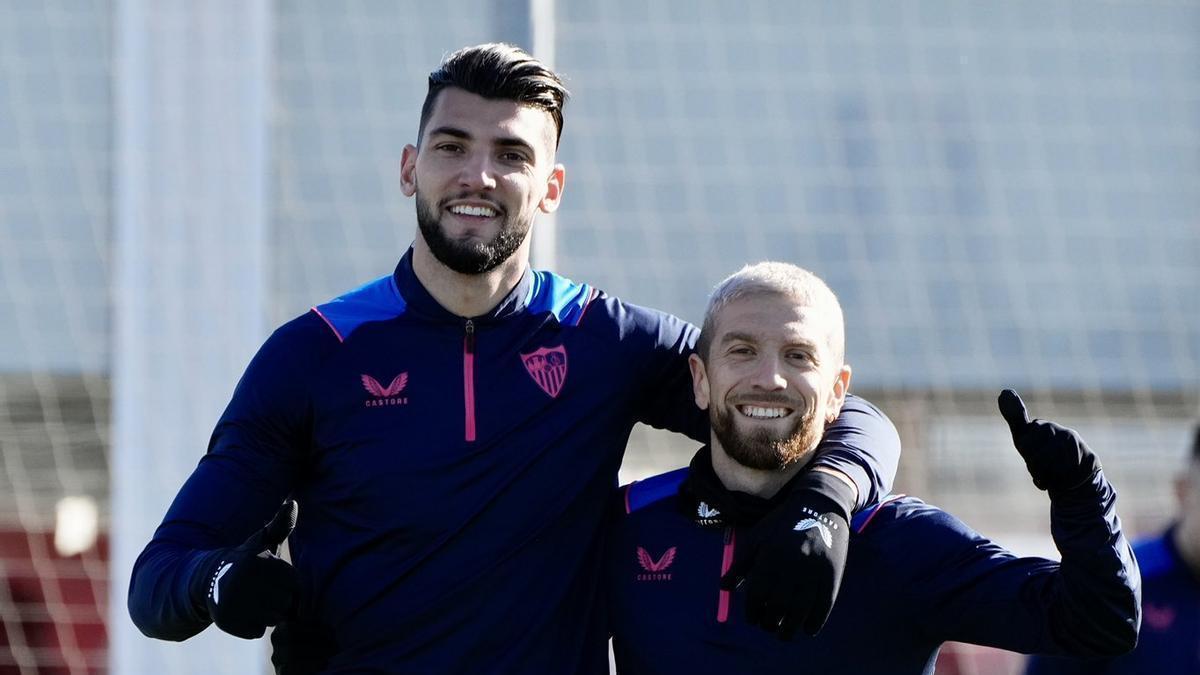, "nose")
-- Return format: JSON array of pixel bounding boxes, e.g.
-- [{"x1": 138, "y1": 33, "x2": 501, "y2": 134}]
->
[
  {"x1": 458, "y1": 151, "x2": 497, "y2": 191},
  {"x1": 748, "y1": 355, "x2": 788, "y2": 391}
]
